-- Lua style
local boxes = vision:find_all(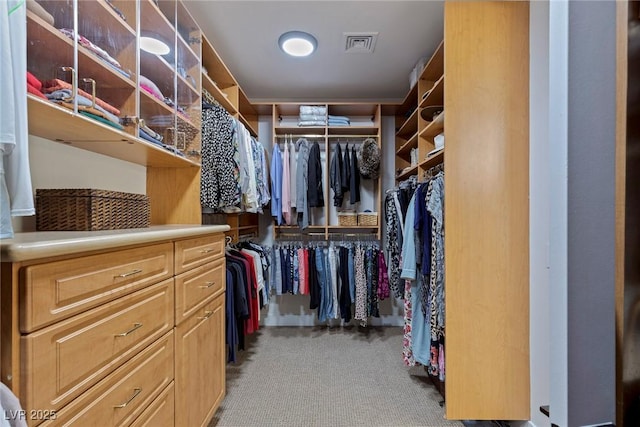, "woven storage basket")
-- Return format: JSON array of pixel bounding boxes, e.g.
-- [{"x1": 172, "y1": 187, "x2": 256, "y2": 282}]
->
[
  {"x1": 337, "y1": 212, "x2": 358, "y2": 226},
  {"x1": 36, "y1": 189, "x2": 150, "y2": 231},
  {"x1": 358, "y1": 212, "x2": 379, "y2": 227}
]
